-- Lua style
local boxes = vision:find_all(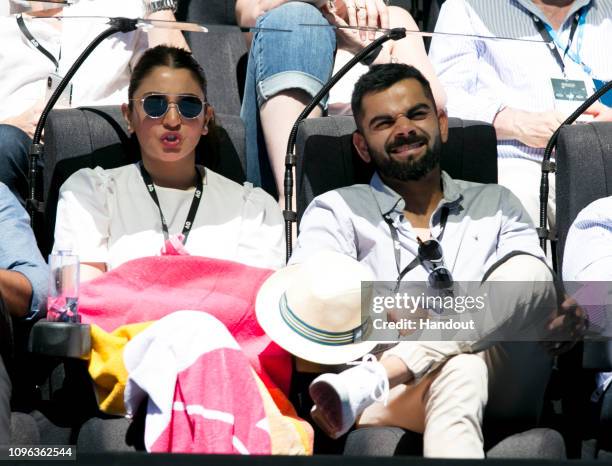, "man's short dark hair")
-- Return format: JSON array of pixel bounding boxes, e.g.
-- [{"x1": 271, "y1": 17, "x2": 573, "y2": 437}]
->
[{"x1": 351, "y1": 64, "x2": 437, "y2": 130}]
